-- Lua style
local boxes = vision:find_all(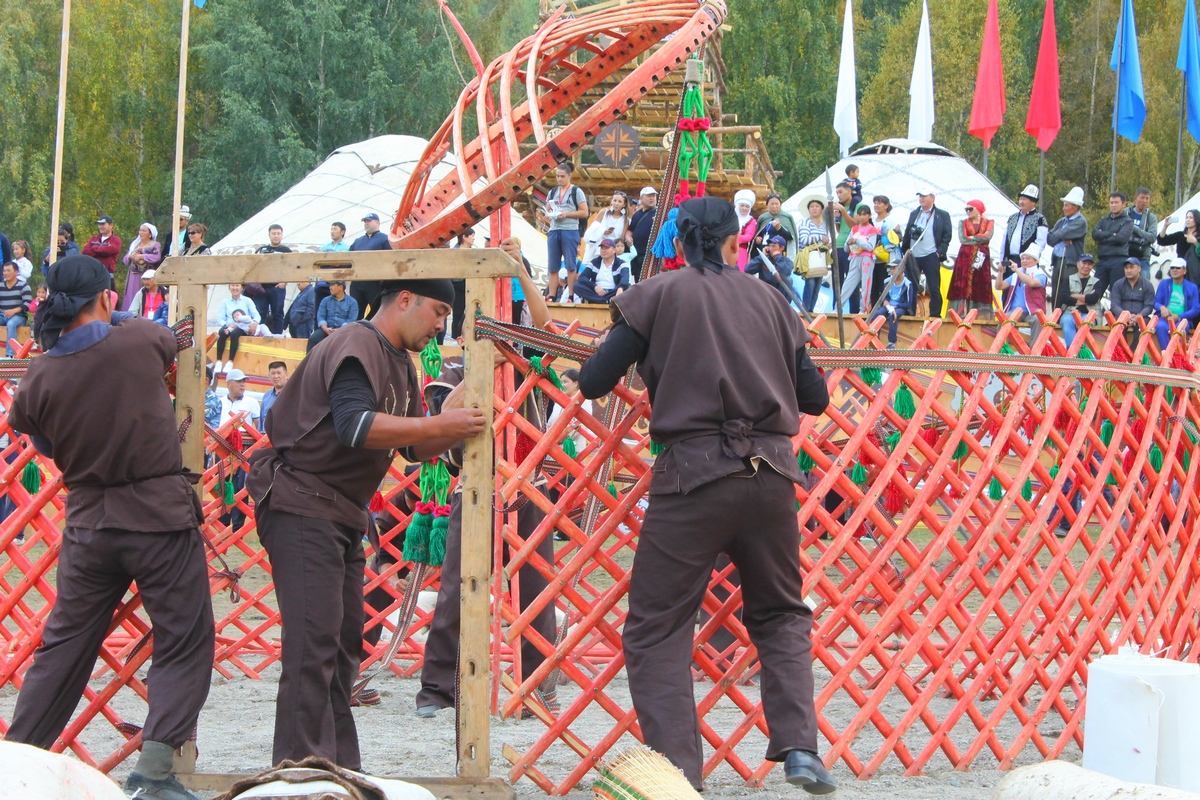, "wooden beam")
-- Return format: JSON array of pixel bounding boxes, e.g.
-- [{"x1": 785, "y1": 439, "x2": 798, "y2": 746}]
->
[
  {"x1": 178, "y1": 773, "x2": 516, "y2": 799},
  {"x1": 176, "y1": 283, "x2": 208, "y2": 483},
  {"x1": 154, "y1": 249, "x2": 519, "y2": 286},
  {"x1": 458, "y1": 275, "x2": 497, "y2": 780}
]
